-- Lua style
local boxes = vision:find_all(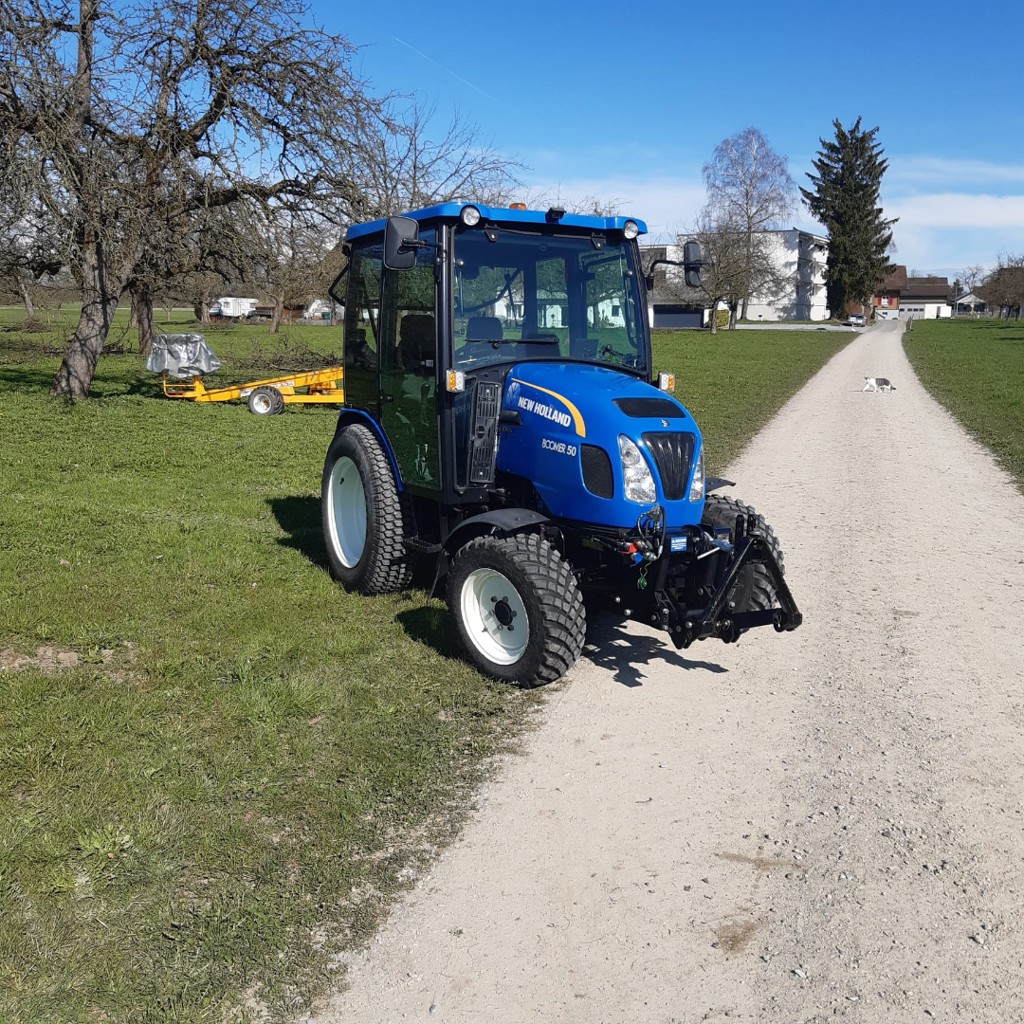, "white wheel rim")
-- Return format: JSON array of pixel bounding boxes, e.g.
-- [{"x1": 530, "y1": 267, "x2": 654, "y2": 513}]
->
[
  {"x1": 252, "y1": 392, "x2": 273, "y2": 414},
  {"x1": 327, "y1": 456, "x2": 366, "y2": 568},
  {"x1": 460, "y1": 568, "x2": 529, "y2": 666}
]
